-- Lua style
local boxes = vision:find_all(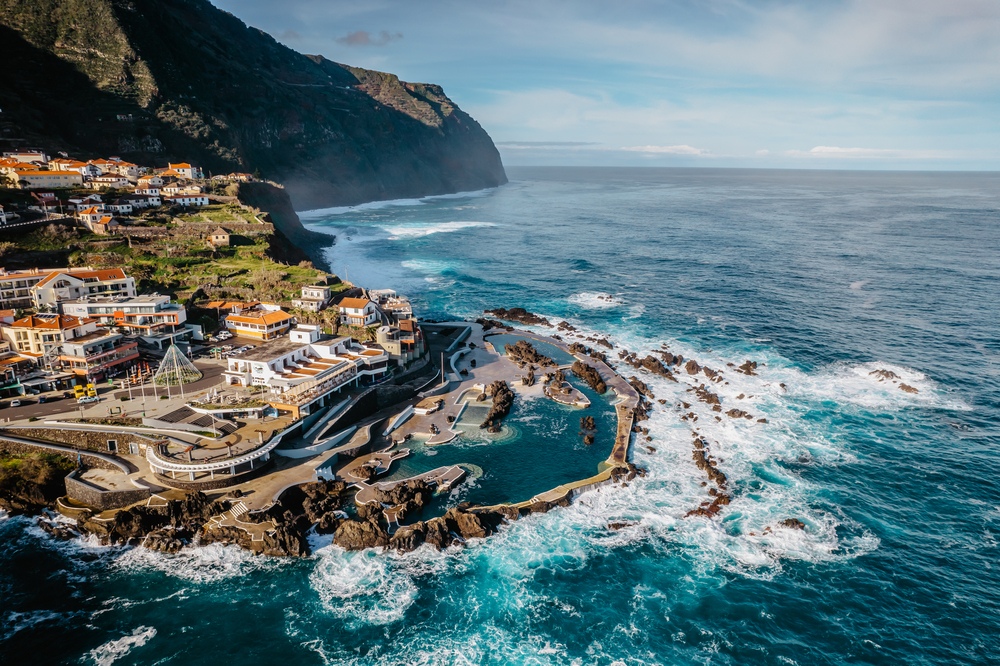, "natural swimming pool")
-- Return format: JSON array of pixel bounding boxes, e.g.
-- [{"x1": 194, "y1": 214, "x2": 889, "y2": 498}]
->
[
  {"x1": 380, "y1": 375, "x2": 617, "y2": 509},
  {"x1": 486, "y1": 333, "x2": 578, "y2": 365}
]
